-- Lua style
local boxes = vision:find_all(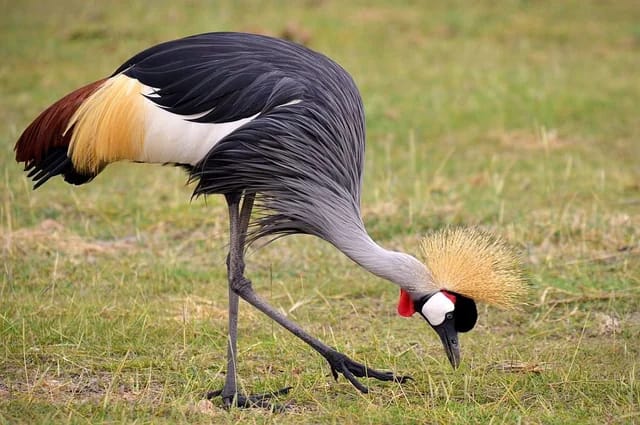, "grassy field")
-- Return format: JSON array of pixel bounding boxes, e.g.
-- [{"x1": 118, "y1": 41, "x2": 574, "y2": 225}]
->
[{"x1": 1, "y1": 0, "x2": 639, "y2": 423}]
